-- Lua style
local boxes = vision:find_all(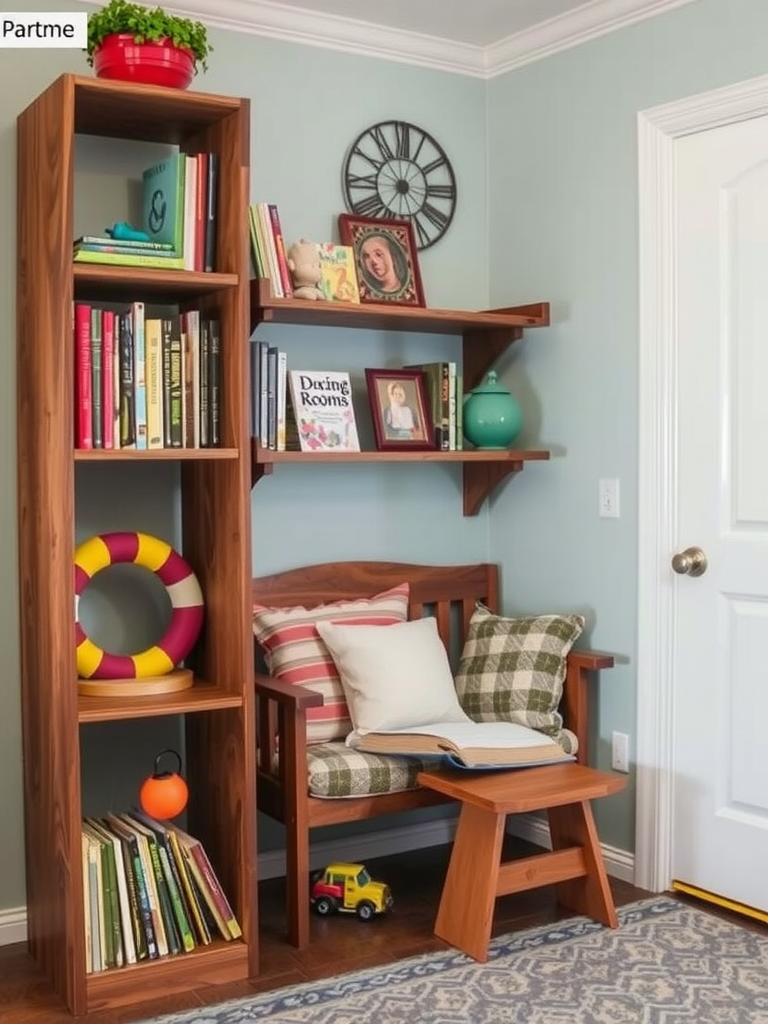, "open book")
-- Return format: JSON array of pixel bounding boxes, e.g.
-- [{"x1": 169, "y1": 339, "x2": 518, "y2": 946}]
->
[{"x1": 352, "y1": 721, "x2": 573, "y2": 770}]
